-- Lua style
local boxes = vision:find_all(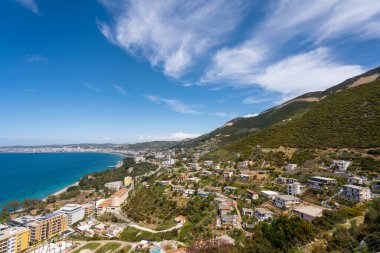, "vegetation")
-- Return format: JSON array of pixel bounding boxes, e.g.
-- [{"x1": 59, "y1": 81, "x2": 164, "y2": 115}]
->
[
  {"x1": 120, "y1": 227, "x2": 178, "y2": 242},
  {"x1": 115, "y1": 245, "x2": 132, "y2": 253},
  {"x1": 72, "y1": 242, "x2": 101, "y2": 253},
  {"x1": 220, "y1": 80, "x2": 380, "y2": 153},
  {"x1": 95, "y1": 242, "x2": 121, "y2": 253}
]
